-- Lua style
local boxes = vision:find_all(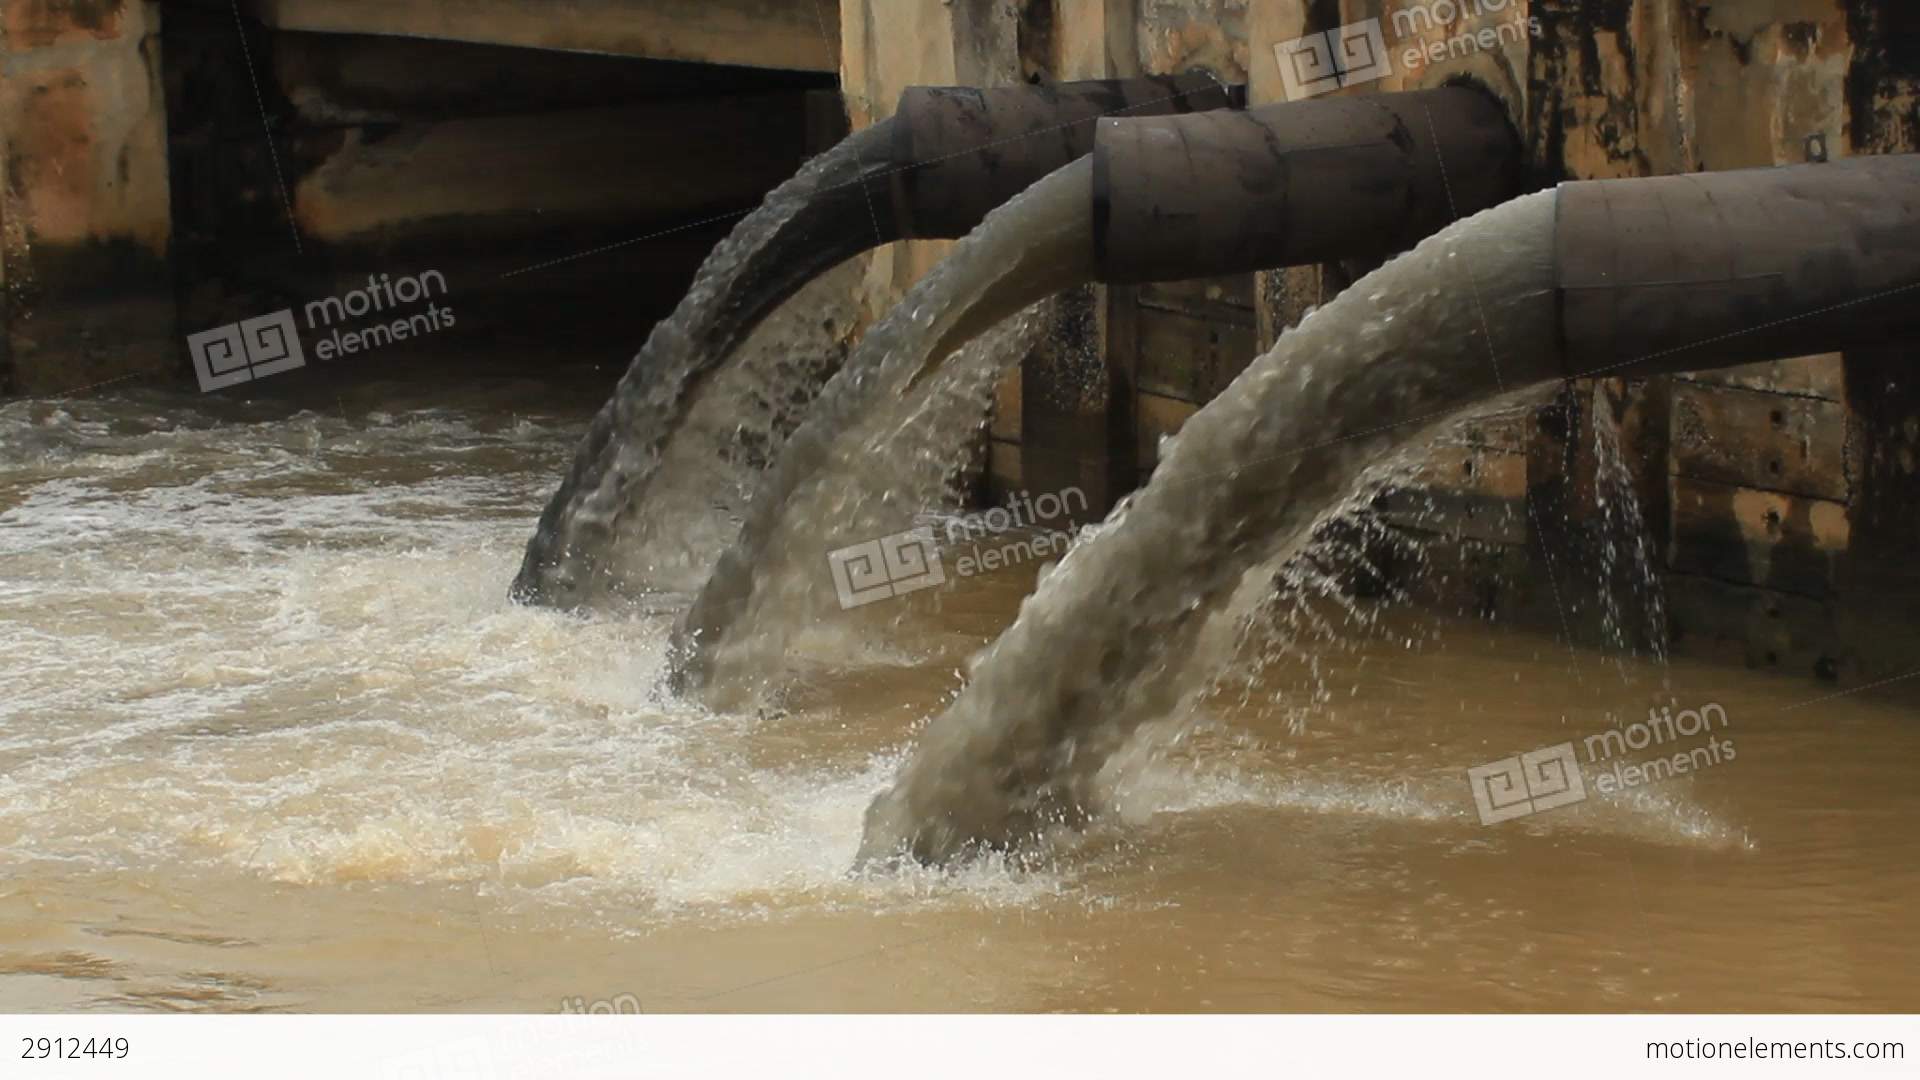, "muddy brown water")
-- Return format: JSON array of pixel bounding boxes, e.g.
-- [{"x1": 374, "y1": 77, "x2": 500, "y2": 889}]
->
[{"x1": 1, "y1": 373, "x2": 1916, "y2": 1012}]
